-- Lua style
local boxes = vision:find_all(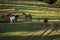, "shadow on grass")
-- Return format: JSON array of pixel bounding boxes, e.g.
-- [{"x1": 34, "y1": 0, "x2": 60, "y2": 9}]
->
[
  {"x1": 0, "y1": 21, "x2": 60, "y2": 40},
  {"x1": 0, "y1": 36, "x2": 27, "y2": 40},
  {"x1": 0, "y1": 22, "x2": 44, "y2": 33},
  {"x1": 0, "y1": 21, "x2": 60, "y2": 33},
  {"x1": 32, "y1": 35, "x2": 60, "y2": 40},
  {"x1": 0, "y1": 35, "x2": 60, "y2": 40},
  {"x1": 28, "y1": 29, "x2": 55, "y2": 40},
  {"x1": 44, "y1": 35, "x2": 60, "y2": 40}
]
